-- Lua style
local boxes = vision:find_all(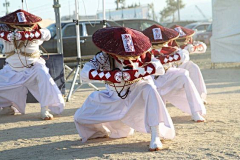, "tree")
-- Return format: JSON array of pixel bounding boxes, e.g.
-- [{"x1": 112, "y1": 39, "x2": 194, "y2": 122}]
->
[
  {"x1": 160, "y1": 0, "x2": 185, "y2": 22},
  {"x1": 127, "y1": 3, "x2": 140, "y2": 9},
  {"x1": 115, "y1": 0, "x2": 126, "y2": 10}
]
